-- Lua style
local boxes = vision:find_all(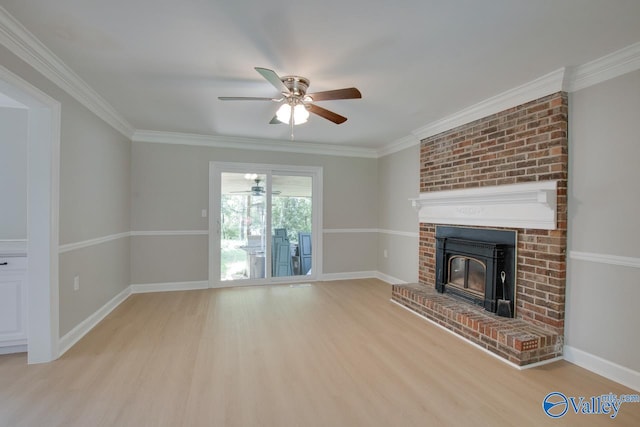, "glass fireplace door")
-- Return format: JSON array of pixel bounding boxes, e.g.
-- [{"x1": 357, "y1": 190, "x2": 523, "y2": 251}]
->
[{"x1": 448, "y1": 256, "x2": 486, "y2": 297}]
